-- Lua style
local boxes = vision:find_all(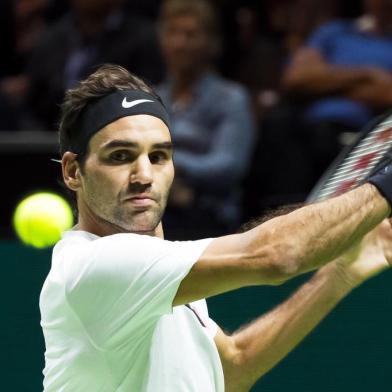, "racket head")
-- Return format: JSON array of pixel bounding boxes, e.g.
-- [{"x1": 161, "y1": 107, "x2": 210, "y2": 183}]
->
[{"x1": 307, "y1": 110, "x2": 392, "y2": 203}]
